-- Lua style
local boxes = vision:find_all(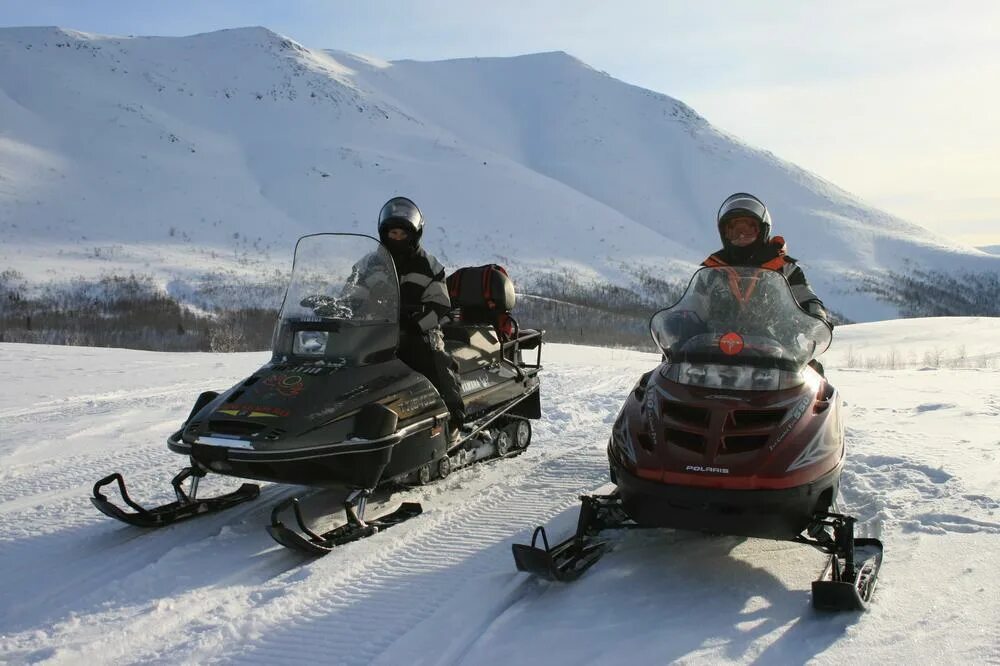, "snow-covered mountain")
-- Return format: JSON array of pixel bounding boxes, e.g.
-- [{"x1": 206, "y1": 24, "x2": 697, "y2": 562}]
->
[
  {"x1": 980, "y1": 245, "x2": 1000, "y2": 255},
  {"x1": 0, "y1": 319, "x2": 997, "y2": 663},
  {"x1": 1, "y1": 26, "x2": 998, "y2": 321}
]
